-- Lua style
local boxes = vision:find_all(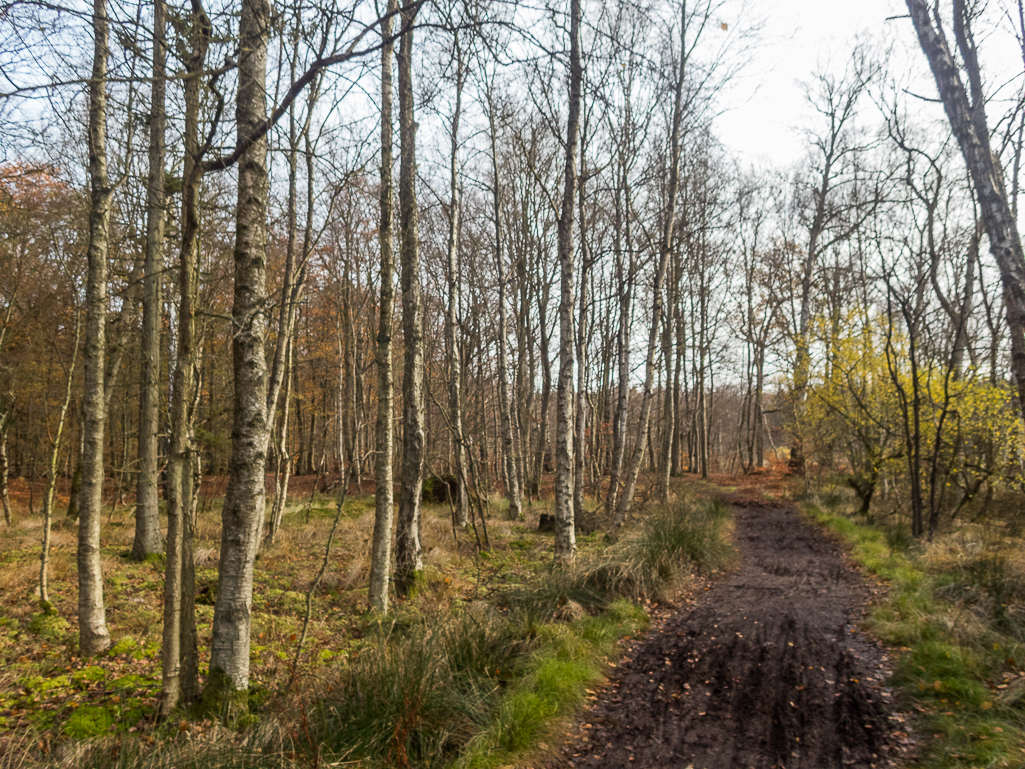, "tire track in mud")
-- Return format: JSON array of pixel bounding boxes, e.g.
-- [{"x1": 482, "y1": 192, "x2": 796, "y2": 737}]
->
[{"x1": 558, "y1": 501, "x2": 899, "y2": 769}]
